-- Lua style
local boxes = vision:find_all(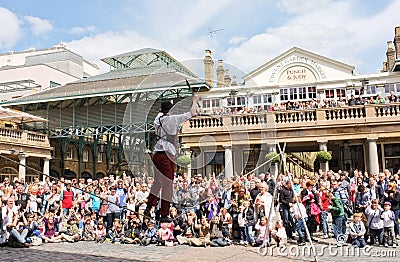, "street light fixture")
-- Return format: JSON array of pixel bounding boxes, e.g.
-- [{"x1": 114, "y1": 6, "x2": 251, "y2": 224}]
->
[{"x1": 98, "y1": 138, "x2": 106, "y2": 153}]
